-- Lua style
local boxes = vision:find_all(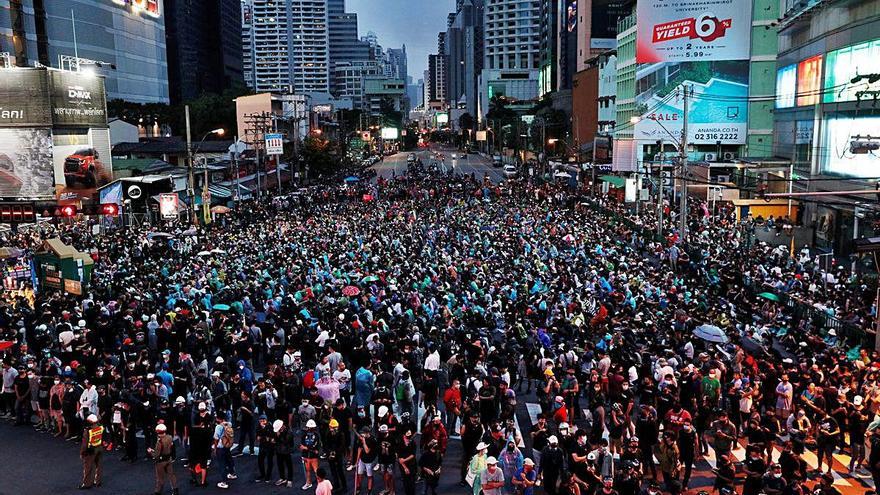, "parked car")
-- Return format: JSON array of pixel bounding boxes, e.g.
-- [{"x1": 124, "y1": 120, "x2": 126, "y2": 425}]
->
[
  {"x1": 503, "y1": 164, "x2": 518, "y2": 178},
  {"x1": 64, "y1": 148, "x2": 104, "y2": 188},
  {"x1": 492, "y1": 156, "x2": 503, "y2": 168}
]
